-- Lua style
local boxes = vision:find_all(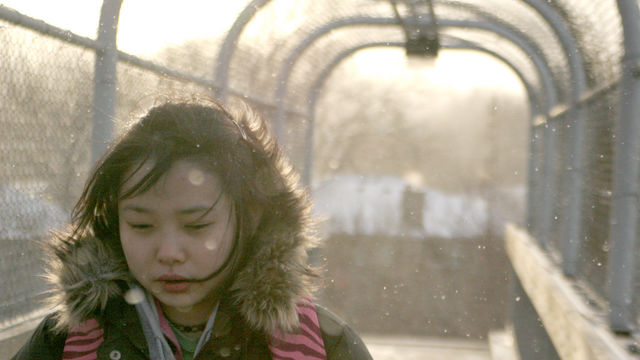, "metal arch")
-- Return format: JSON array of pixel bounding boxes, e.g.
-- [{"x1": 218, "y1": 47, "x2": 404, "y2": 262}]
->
[
  {"x1": 302, "y1": 39, "x2": 545, "y2": 186},
  {"x1": 211, "y1": 0, "x2": 584, "y2": 274},
  {"x1": 442, "y1": 0, "x2": 564, "y2": 99},
  {"x1": 522, "y1": 0, "x2": 586, "y2": 98},
  {"x1": 607, "y1": 0, "x2": 640, "y2": 334},
  {"x1": 434, "y1": 1, "x2": 579, "y2": 248},
  {"x1": 213, "y1": 0, "x2": 272, "y2": 103},
  {"x1": 426, "y1": 3, "x2": 563, "y2": 242},
  {"x1": 522, "y1": 0, "x2": 588, "y2": 277},
  {"x1": 273, "y1": 16, "x2": 558, "y2": 138},
  {"x1": 272, "y1": 16, "x2": 559, "y2": 251}
]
